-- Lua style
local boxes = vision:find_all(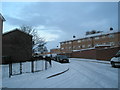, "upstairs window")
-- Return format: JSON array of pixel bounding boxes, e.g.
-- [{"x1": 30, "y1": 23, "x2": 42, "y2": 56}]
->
[
  {"x1": 82, "y1": 39, "x2": 85, "y2": 42},
  {"x1": 82, "y1": 45, "x2": 85, "y2": 48},
  {"x1": 69, "y1": 47, "x2": 71, "y2": 49},
  {"x1": 88, "y1": 44, "x2": 92, "y2": 48},
  {"x1": 78, "y1": 40, "x2": 81, "y2": 43},
  {"x1": 108, "y1": 34, "x2": 114, "y2": 38},
  {"x1": 94, "y1": 37, "x2": 99, "y2": 40},
  {"x1": 69, "y1": 41, "x2": 72, "y2": 44},
  {"x1": 101, "y1": 36, "x2": 106, "y2": 39}
]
